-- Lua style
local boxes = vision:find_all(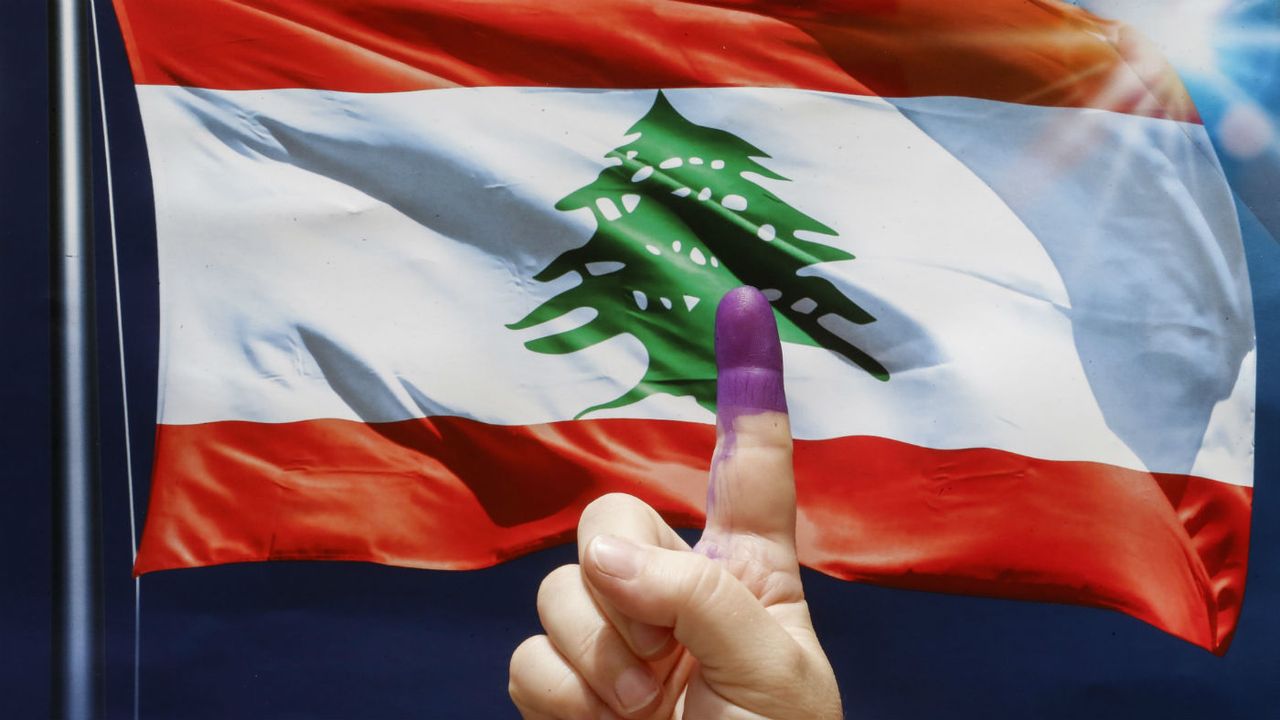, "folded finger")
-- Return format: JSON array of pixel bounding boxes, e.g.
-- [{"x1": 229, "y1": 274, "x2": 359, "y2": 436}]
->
[
  {"x1": 577, "y1": 493, "x2": 690, "y2": 556},
  {"x1": 509, "y1": 634, "x2": 617, "y2": 720},
  {"x1": 577, "y1": 493, "x2": 687, "y2": 659},
  {"x1": 537, "y1": 565, "x2": 663, "y2": 718},
  {"x1": 583, "y1": 534, "x2": 803, "y2": 693}
]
